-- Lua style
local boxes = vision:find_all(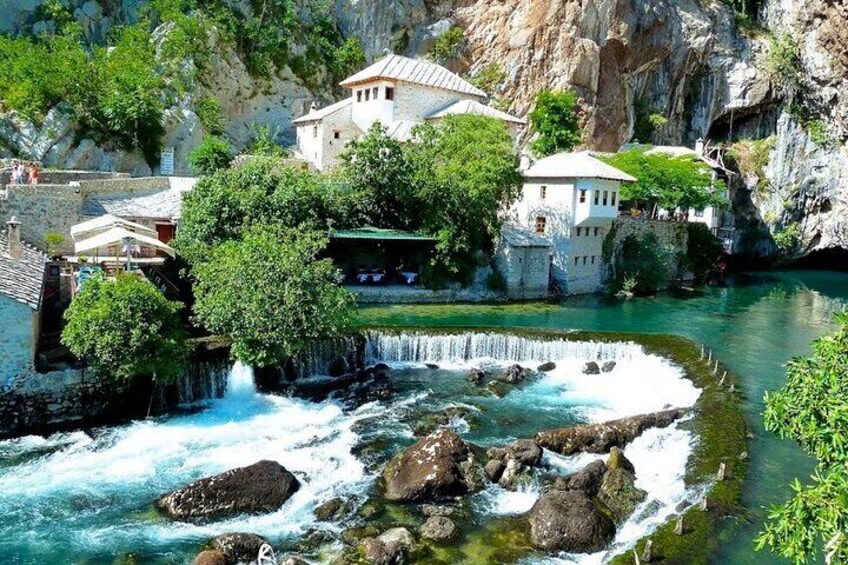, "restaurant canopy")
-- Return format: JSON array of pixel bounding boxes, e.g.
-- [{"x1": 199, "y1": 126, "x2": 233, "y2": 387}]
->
[
  {"x1": 73, "y1": 226, "x2": 175, "y2": 258},
  {"x1": 70, "y1": 214, "x2": 157, "y2": 241}
]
